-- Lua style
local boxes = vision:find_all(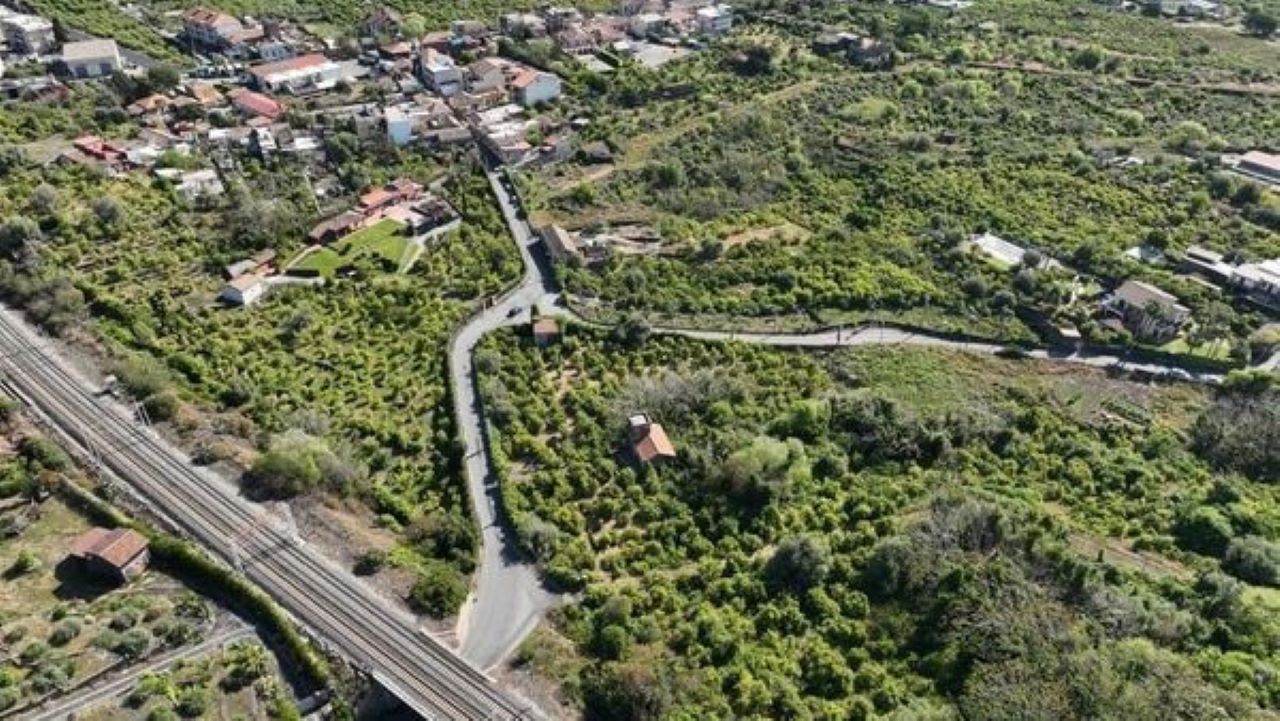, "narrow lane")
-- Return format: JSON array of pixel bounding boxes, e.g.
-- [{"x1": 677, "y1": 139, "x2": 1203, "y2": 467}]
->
[{"x1": 0, "y1": 306, "x2": 532, "y2": 720}]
